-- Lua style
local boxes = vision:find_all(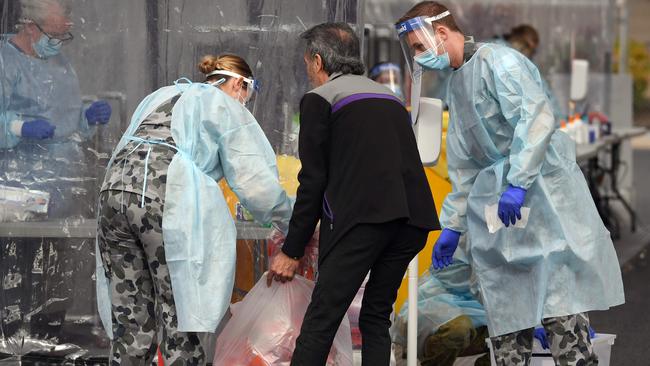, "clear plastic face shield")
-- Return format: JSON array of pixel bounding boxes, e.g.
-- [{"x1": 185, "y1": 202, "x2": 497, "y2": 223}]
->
[
  {"x1": 396, "y1": 12, "x2": 450, "y2": 77},
  {"x1": 206, "y1": 69, "x2": 261, "y2": 109},
  {"x1": 369, "y1": 63, "x2": 404, "y2": 99},
  {"x1": 396, "y1": 12, "x2": 450, "y2": 123}
]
